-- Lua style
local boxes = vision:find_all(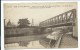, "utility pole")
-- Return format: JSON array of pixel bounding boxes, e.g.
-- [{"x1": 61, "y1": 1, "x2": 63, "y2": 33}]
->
[
  {"x1": 31, "y1": 19, "x2": 34, "y2": 26},
  {"x1": 4, "y1": 19, "x2": 5, "y2": 28}
]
